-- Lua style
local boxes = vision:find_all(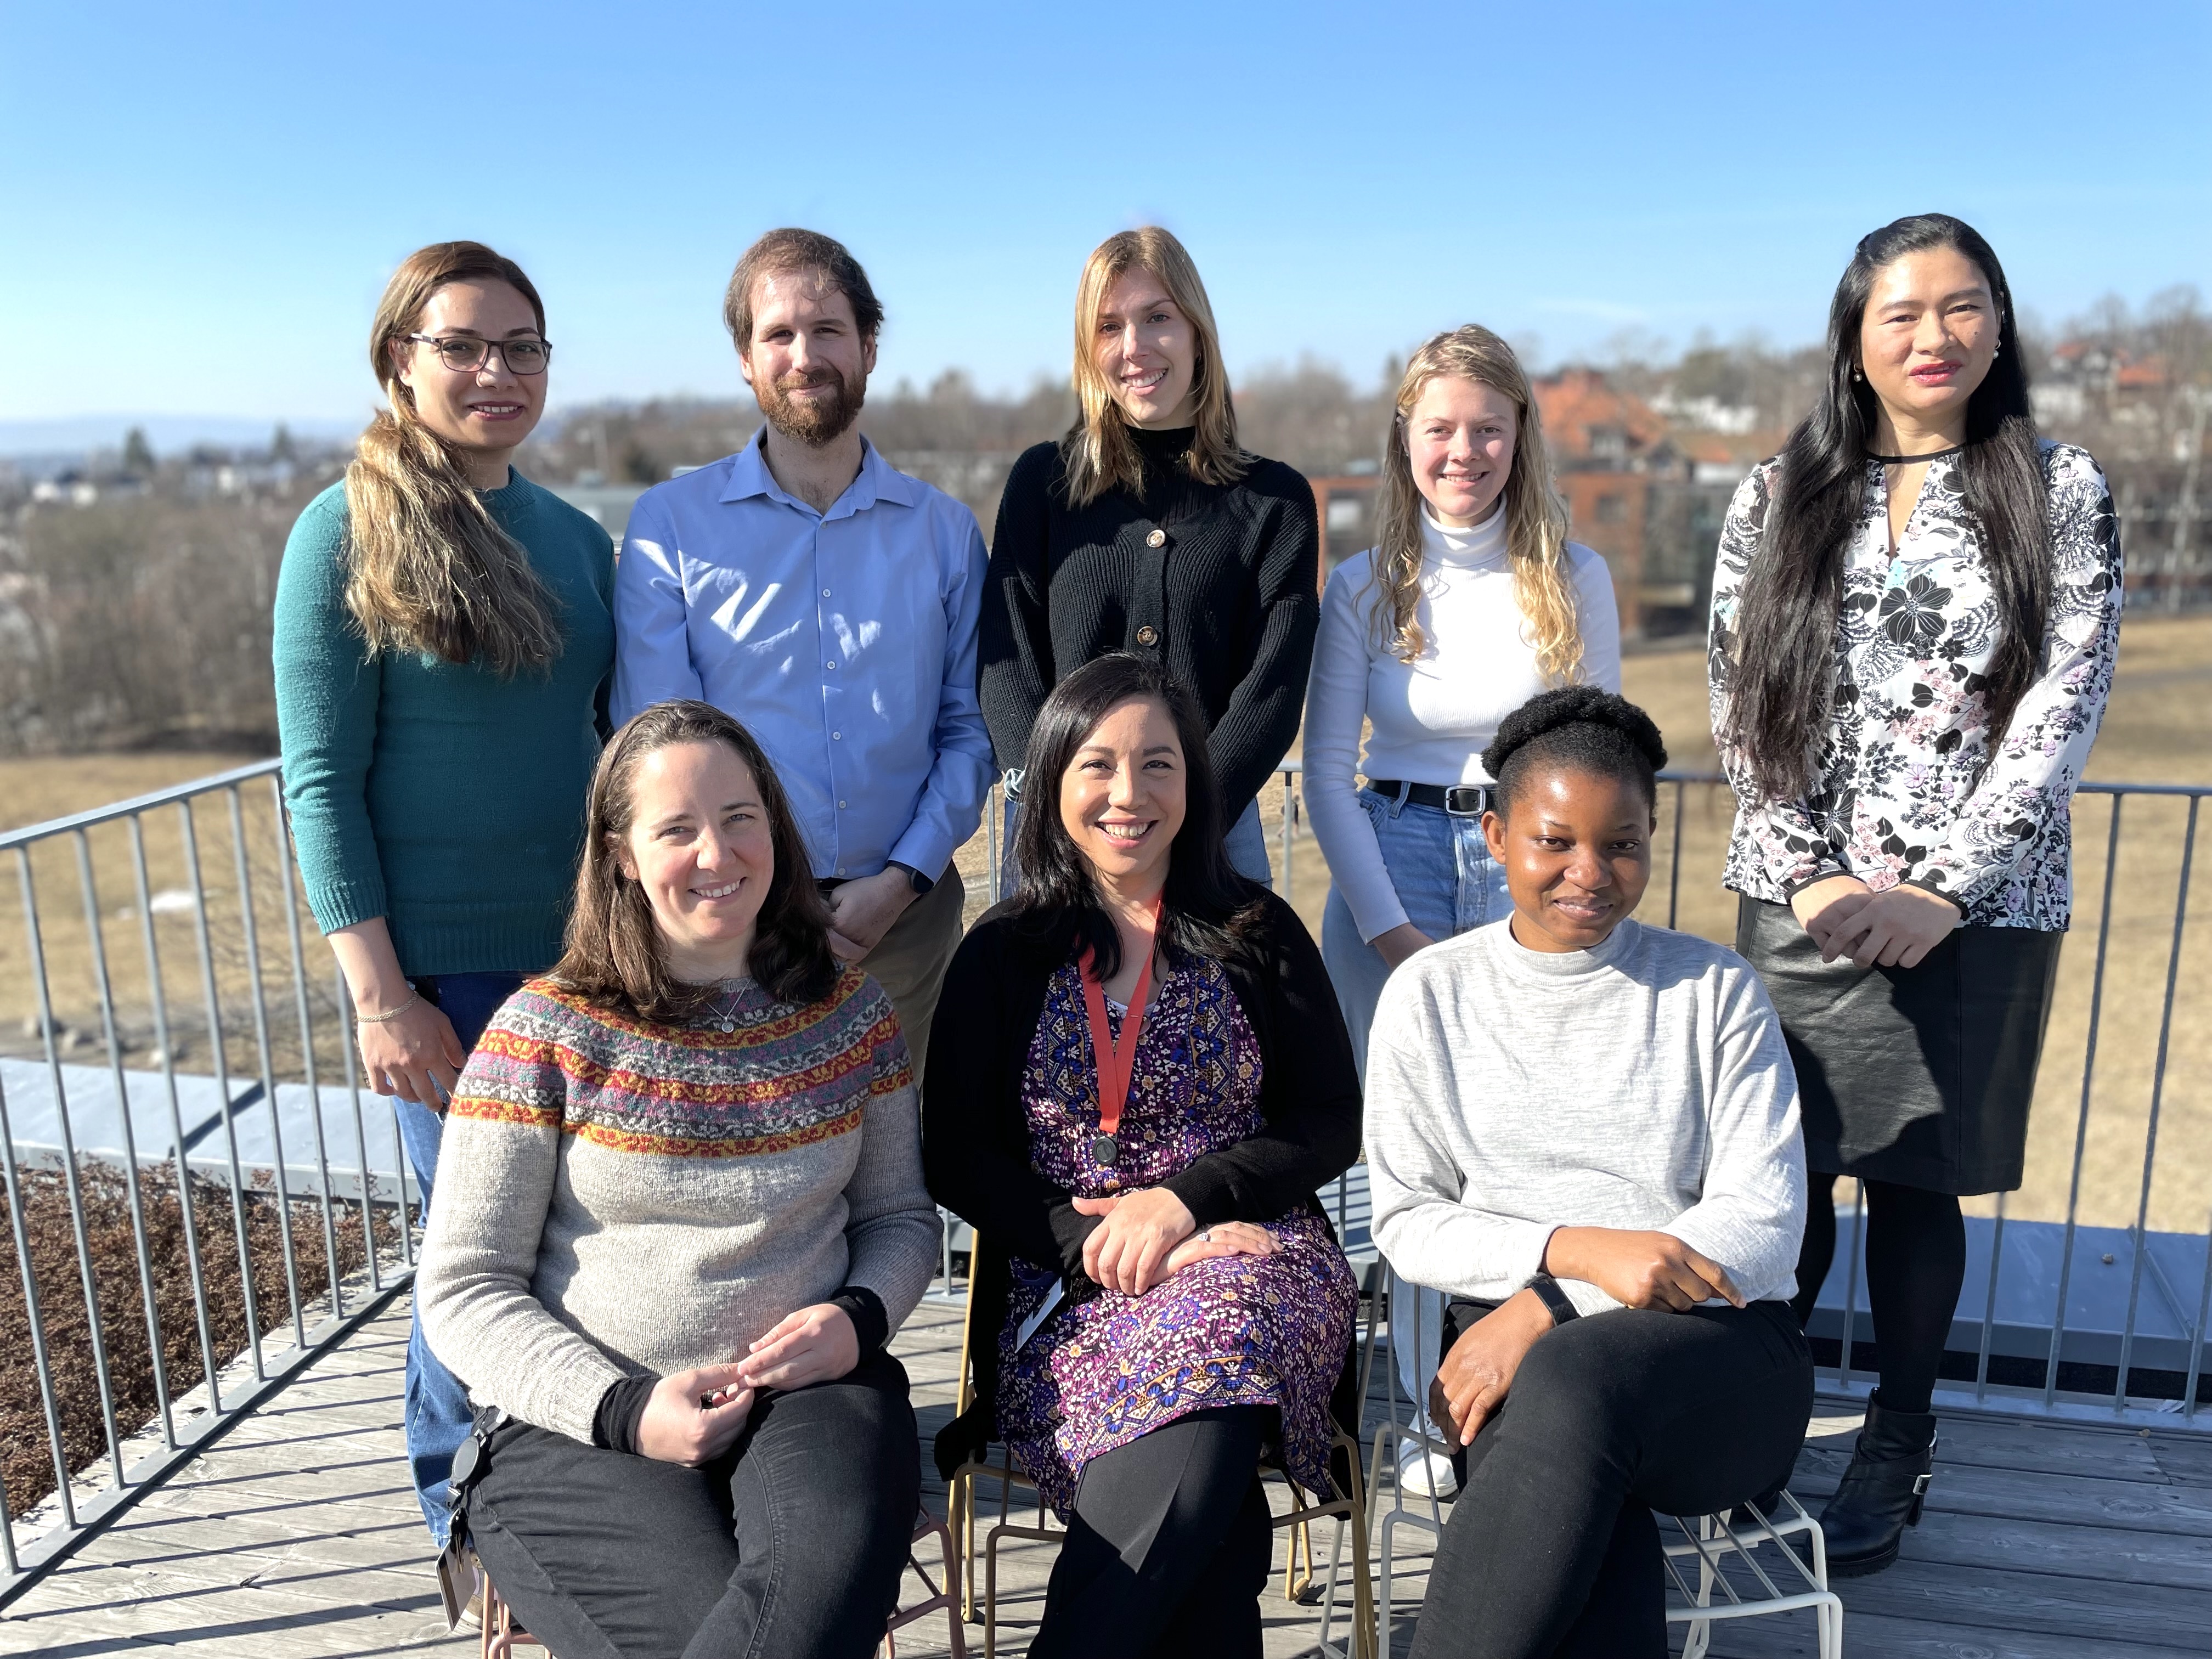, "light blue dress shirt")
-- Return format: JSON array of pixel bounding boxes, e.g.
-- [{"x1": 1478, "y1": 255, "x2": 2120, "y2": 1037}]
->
[{"x1": 612, "y1": 431, "x2": 993, "y2": 883}]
